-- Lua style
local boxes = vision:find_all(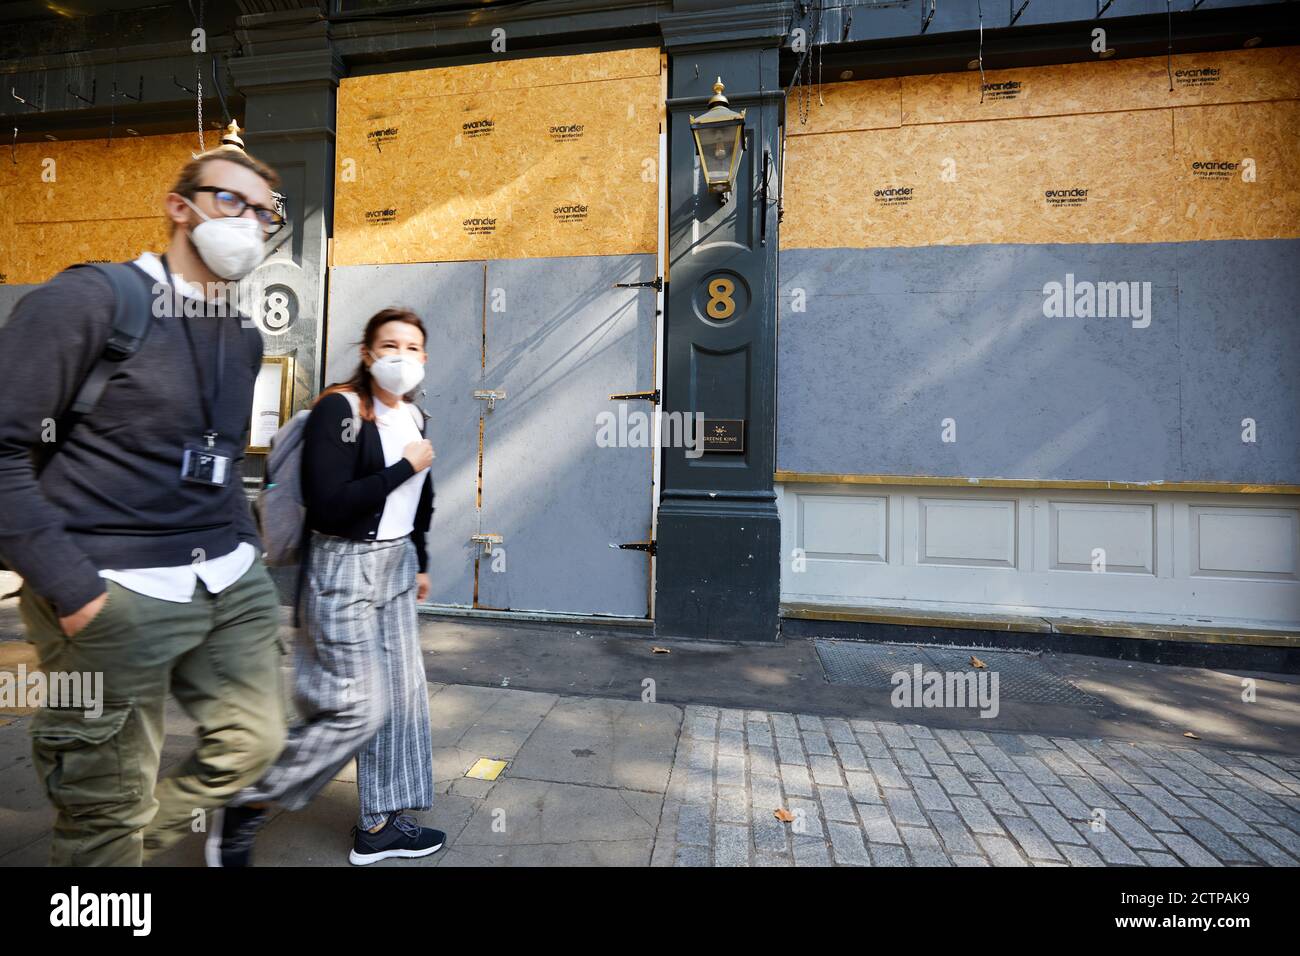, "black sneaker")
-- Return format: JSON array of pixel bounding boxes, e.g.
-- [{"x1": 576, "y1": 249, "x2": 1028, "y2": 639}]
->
[
  {"x1": 206, "y1": 805, "x2": 269, "y2": 867},
  {"x1": 349, "y1": 814, "x2": 445, "y2": 866}
]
